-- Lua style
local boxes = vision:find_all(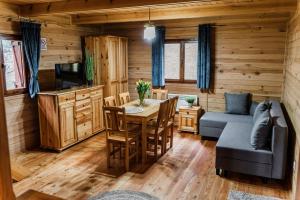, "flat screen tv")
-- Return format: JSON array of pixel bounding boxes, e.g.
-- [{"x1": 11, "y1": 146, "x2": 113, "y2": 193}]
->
[{"x1": 55, "y1": 63, "x2": 85, "y2": 90}]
